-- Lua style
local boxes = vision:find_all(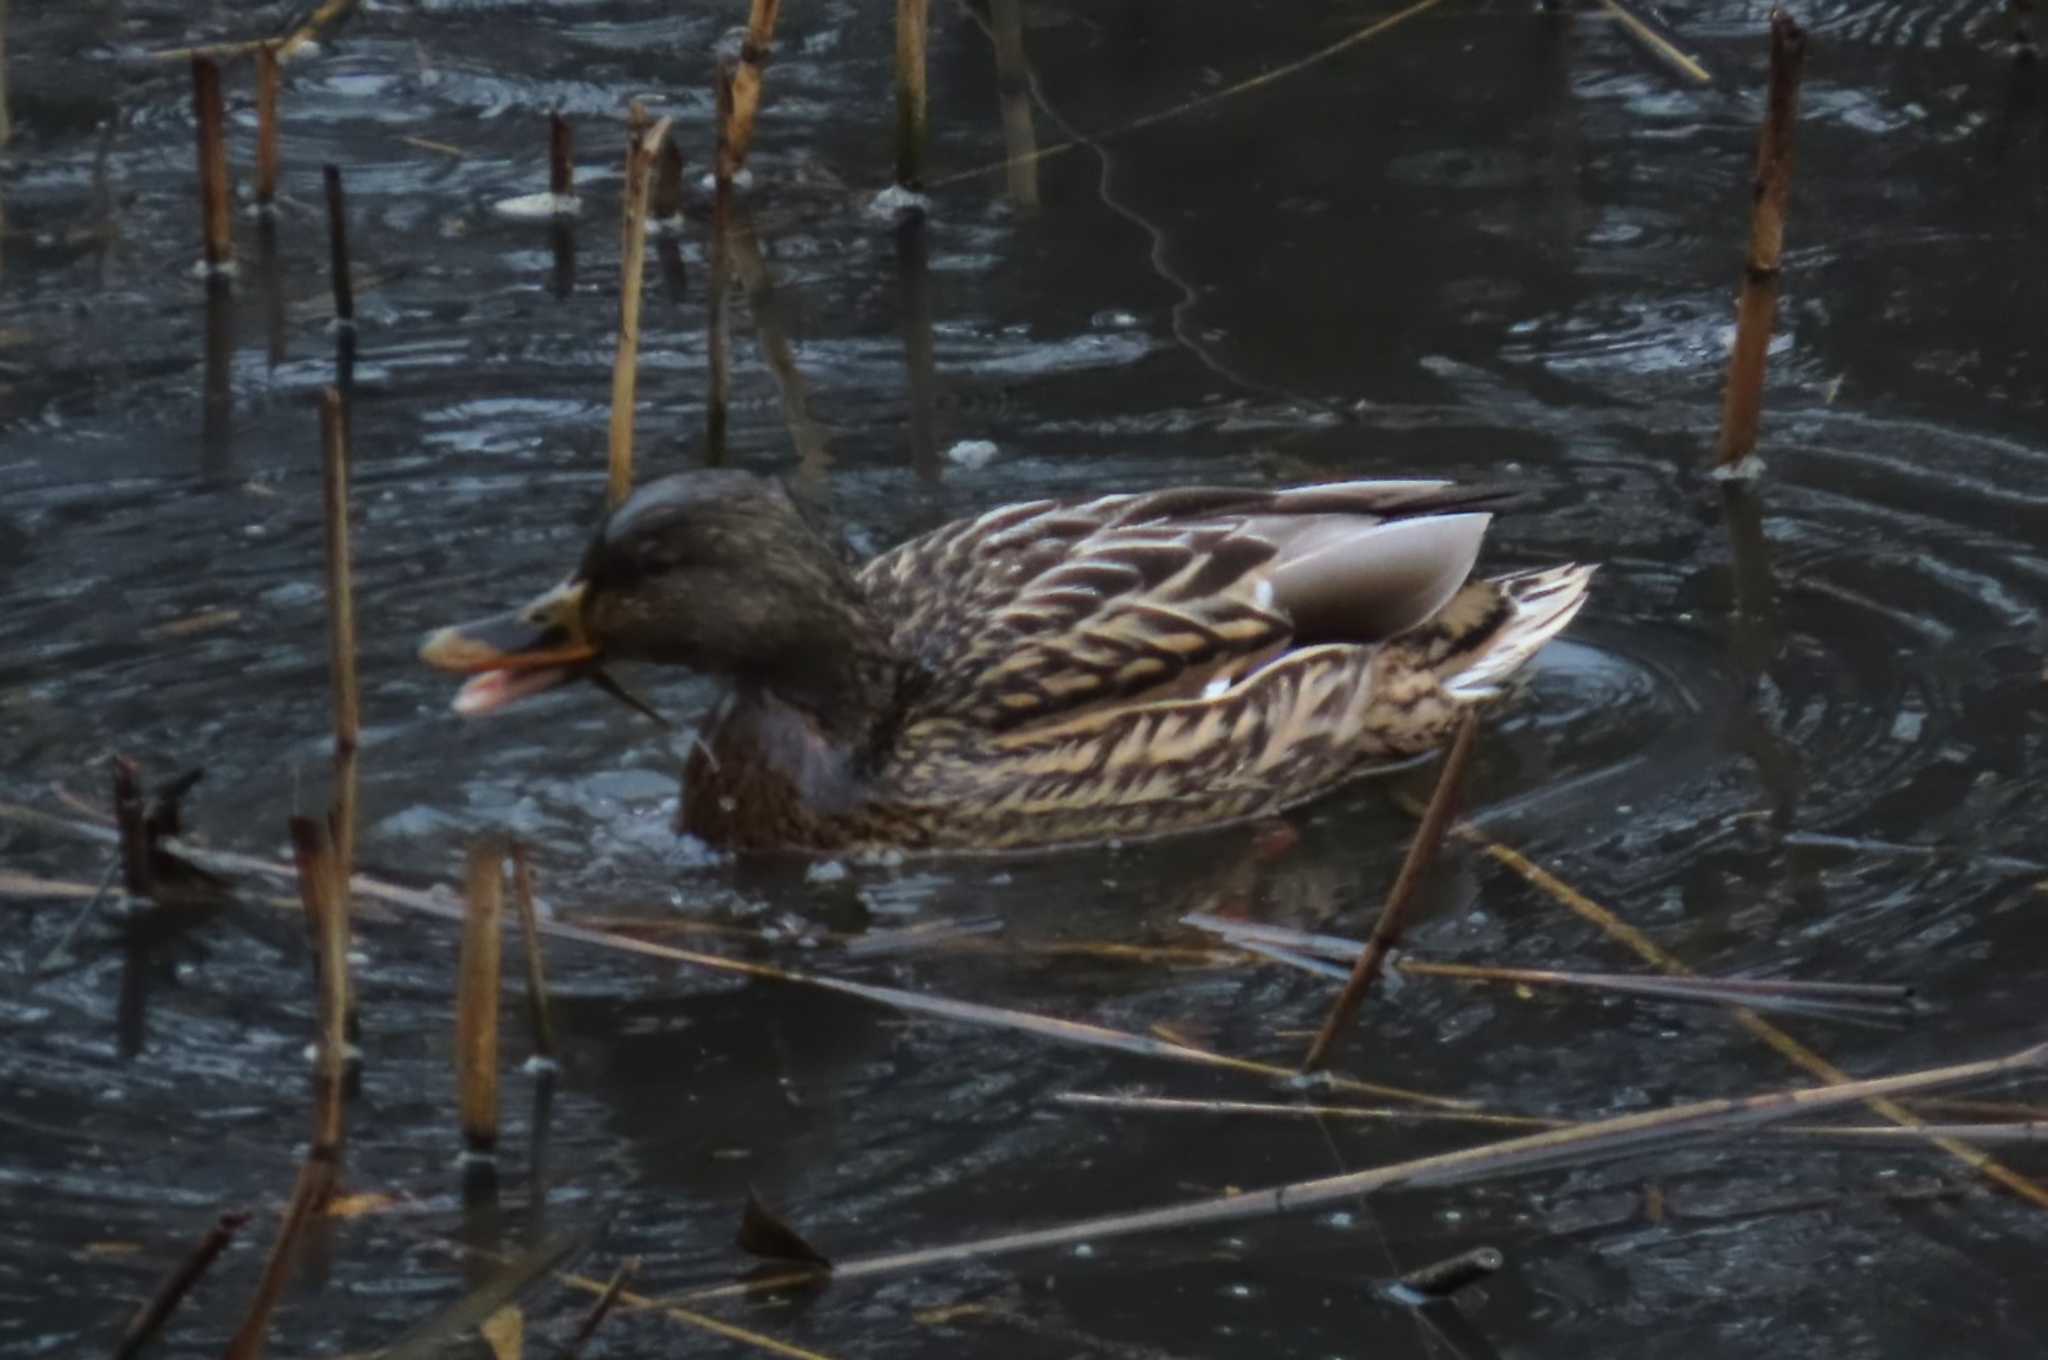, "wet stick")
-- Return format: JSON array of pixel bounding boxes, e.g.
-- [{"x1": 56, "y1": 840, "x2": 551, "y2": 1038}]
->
[
  {"x1": 111, "y1": 1210, "x2": 252, "y2": 1360},
  {"x1": 895, "y1": 0, "x2": 931, "y2": 187},
  {"x1": 608, "y1": 111, "x2": 671, "y2": 507},
  {"x1": 320, "y1": 386, "x2": 359, "y2": 887},
  {"x1": 508, "y1": 845, "x2": 558, "y2": 1064},
  {"x1": 457, "y1": 842, "x2": 506, "y2": 1164},
  {"x1": 255, "y1": 45, "x2": 282, "y2": 209},
  {"x1": 721, "y1": 0, "x2": 783, "y2": 184},
  {"x1": 191, "y1": 57, "x2": 234, "y2": 273},
  {"x1": 561, "y1": 1259, "x2": 638, "y2": 1360},
  {"x1": 1302, "y1": 712, "x2": 1479, "y2": 1072},
  {"x1": 1712, "y1": 10, "x2": 1806, "y2": 471}
]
